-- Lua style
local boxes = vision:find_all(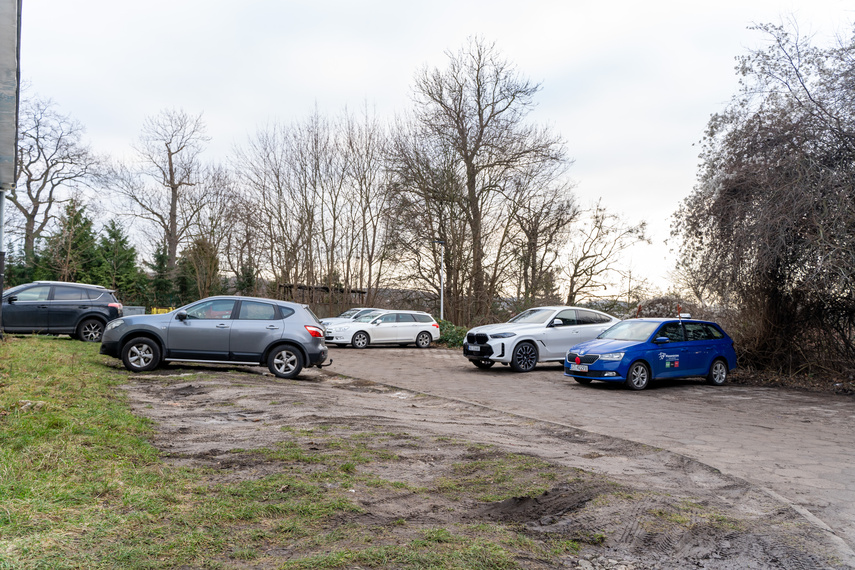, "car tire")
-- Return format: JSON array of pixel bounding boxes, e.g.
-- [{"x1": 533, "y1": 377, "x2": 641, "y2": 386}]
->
[
  {"x1": 510, "y1": 342, "x2": 538, "y2": 372},
  {"x1": 267, "y1": 345, "x2": 304, "y2": 379},
  {"x1": 574, "y1": 377, "x2": 593, "y2": 385},
  {"x1": 472, "y1": 359, "x2": 495, "y2": 369},
  {"x1": 415, "y1": 331, "x2": 432, "y2": 349},
  {"x1": 625, "y1": 362, "x2": 650, "y2": 390},
  {"x1": 706, "y1": 359, "x2": 728, "y2": 386},
  {"x1": 121, "y1": 337, "x2": 161, "y2": 372},
  {"x1": 77, "y1": 318, "x2": 105, "y2": 342},
  {"x1": 352, "y1": 331, "x2": 370, "y2": 349}
]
